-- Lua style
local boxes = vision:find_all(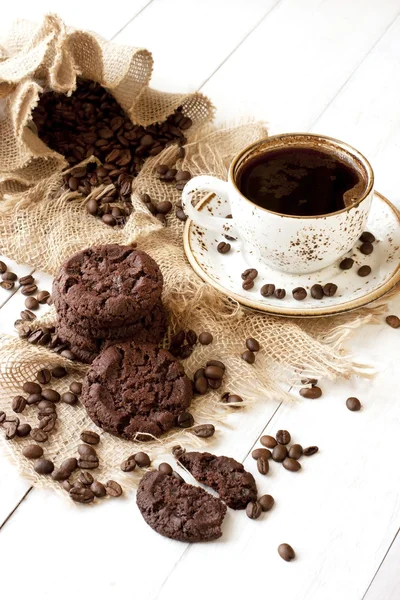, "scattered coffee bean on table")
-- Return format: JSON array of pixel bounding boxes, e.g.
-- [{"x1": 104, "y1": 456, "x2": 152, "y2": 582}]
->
[
  {"x1": 121, "y1": 456, "x2": 137, "y2": 472},
  {"x1": 276, "y1": 429, "x2": 291, "y2": 445},
  {"x1": 246, "y1": 501, "x2": 262, "y2": 520},
  {"x1": 246, "y1": 337, "x2": 260, "y2": 352},
  {"x1": 283, "y1": 457, "x2": 302, "y2": 472},
  {"x1": 34, "y1": 458, "x2": 54, "y2": 474},
  {"x1": 158, "y1": 462, "x2": 173, "y2": 475},
  {"x1": 311, "y1": 284, "x2": 323, "y2": 300},
  {"x1": 292, "y1": 287, "x2": 307, "y2": 301},
  {"x1": 70, "y1": 381, "x2": 83, "y2": 394},
  {"x1": 274, "y1": 288, "x2": 286, "y2": 299},
  {"x1": 252, "y1": 448, "x2": 271, "y2": 460},
  {"x1": 134, "y1": 452, "x2": 151, "y2": 468},
  {"x1": 52, "y1": 366, "x2": 67, "y2": 378},
  {"x1": 91, "y1": 481, "x2": 107, "y2": 498},
  {"x1": 3, "y1": 418, "x2": 18, "y2": 439},
  {"x1": 52, "y1": 467, "x2": 72, "y2": 481},
  {"x1": 25, "y1": 297, "x2": 39, "y2": 310},
  {"x1": 0, "y1": 260, "x2": 7, "y2": 273},
  {"x1": 105, "y1": 480, "x2": 123, "y2": 497},
  {"x1": 360, "y1": 231, "x2": 375, "y2": 243},
  {"x1": 177, "y1": 412, "x2": 194, "y2": 428},
  {"x1": 0, "y1": 281, "x2": 15, "y2": 290},
  {"x1": 36, "y1": 368, "x2": 51, "y2": 384},
  {"x1": 288, "y1": 444, "x2": 303, "y2": 459},
  {"x1": 17, "y1": 423, "x2": 31, "y2": 437},
  {"x1": 21, "y1": 284, "x2": 38, "y2": 296},
  {"x1": 259, "y1": 494, "x2": 274, "y2": 512},
  {"x1": 339, "y1": 257, "x2": 354, "y2": 270},
  {"x1": 23, "y1": 381, "x2": 41, "y2": 395},
  {"x1": 386, "y1": 315, "x2": 400, "y2": 329},
  {"x1": 241, "y1": 268, "x2": 258, "y2": 281},
  {"x1": 278, "y1": 543, "x2": 295, "y2": 561},
  {"x1": 37, "y1": 290, "x2": 51, "y2": 304},
  {"x1": 80, "y1": 472, "x2": 94, "y2": 486},
  {"x1": 303, "y1": 446, "x2": 319, "y2": 456},
  {"x1": 70, "y1": 487, "x2": 94, "y2": 504},
  {"x1": 300, "y1": 386, "x2": 322, "y2": 399},
  {"x1": 260, "y1": 435, "x2": 277, "y2": 448},
  {"x1": 272, "y1": 444, "x2": 288, "y2": 462},
  {"x1": 360, "y1": 241, "x2": 373, "y2": 255},
  {"x1": 2, "y1": 271, "x2": 17, "y2": 281},
  {"x1": 198, "y1": 331, "x2": 213, "y2": 345},
  {"x1": 346, "y1": 397, "x2": 361, "y2": 411},
  {"x1": 61, "y1": 392, "x2": 78, "y2": 405},
  {"x1": 217, "y1": 241, "x2": 231, "y2": 254},
  {"x1": 242, "y1": 279, "x2": 254, "y2": 290},
  {"x1": 323, "y1": 283, "x2": 338, "y2": 297},
  {"x1": 222, "y1": 393, "x2": 243, "y2": 405},
  {"x1": 12, "y1": 396, "x2": 27, "y2": 413},
  {"x1": 41, "y1": 389, "x2": 60, "y2": 403},
  {"x1": 257, "y1": 456, "x2": 269, "y2": 475},
  {"x1": 30, "y1": 429, "x2": 48, "y2": 442},
  {"x1": 192, "y1": 424, "x2": 215, "y2": 438},
  {"x1": 80, "y1": 431, "x2": 100, "y2": 445},
  {"x1": 60, "y1": 458, "x2": 78, "y2": 474},
  {"x1": 23, "y1": 444, "x2": 44, "y2": 459},
  {"x1": 20, "y1": 309, "x2": 36, "y2": 322},
  {"x1": 358, "y1": 265, "x2": 371, "y2": 277},
  {"x1": 241, "y1": 350, "x2": 255, "y2": 364},
  {"x1": 261, "y1": 283, "x2": 275, "y2": 297}
]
